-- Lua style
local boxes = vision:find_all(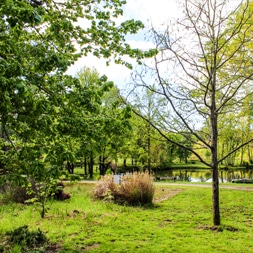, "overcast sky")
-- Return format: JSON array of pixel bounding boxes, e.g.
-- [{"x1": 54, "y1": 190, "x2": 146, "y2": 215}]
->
[{"x1": 67, "y1": 0, "x2": 181, "y2": 86}]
